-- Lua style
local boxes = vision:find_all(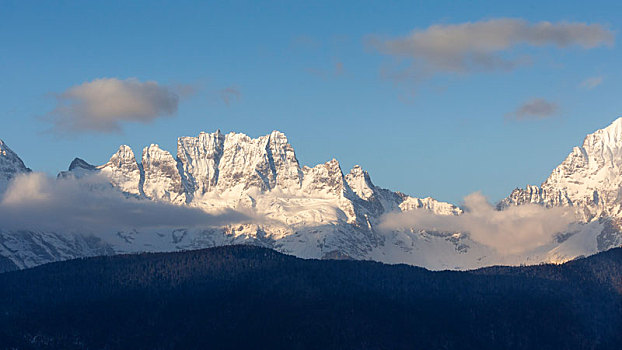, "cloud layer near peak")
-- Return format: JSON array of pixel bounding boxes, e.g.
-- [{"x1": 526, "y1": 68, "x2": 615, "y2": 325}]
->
[
  {"x1": 370, "y1": 18, "x2": 614, "y2": 74},
  {"x1": 46, "y1": 78, "x2": 180, "y2": 133},
  {"x1": 0, "y1": 172, "x2": 252, "y2": 233},
  {"x1": 379, "y1": 192, "x2": 576, "y2": 255}
]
